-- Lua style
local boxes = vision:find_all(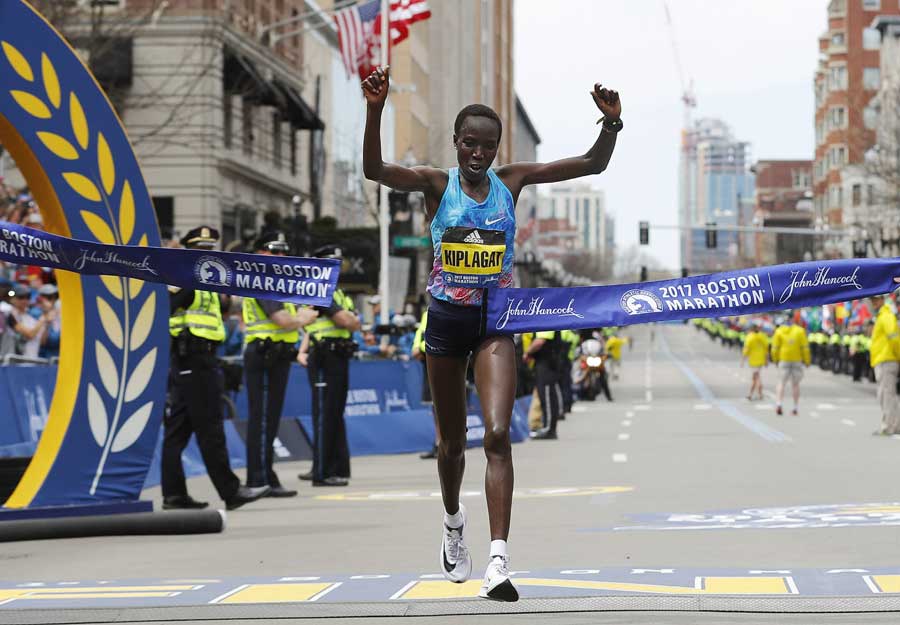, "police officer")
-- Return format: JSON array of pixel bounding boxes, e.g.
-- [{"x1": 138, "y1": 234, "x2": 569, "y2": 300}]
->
[
  {"x1": 297, "y1": 245, "x2": 361, "y2": 486},
  {"x1": 525, "y1": 331, "x2": 563, "y2": 440},
  {"x1": 163, "y1": 226, "x2": 269, "y2": 511},
  {"x1": 243, "y1": 231, "x2": 319, "y2": 496}
]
